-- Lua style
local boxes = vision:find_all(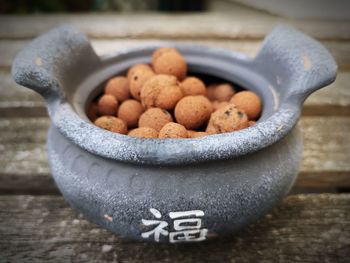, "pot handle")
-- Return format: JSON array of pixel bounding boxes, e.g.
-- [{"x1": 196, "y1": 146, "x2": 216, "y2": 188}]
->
[
  {"x1": 12, "y1": 25, "x2": 101, "y2": 101},
  {"x1": 255, "y1": 25, "x2": 337, "y2": 101}
]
